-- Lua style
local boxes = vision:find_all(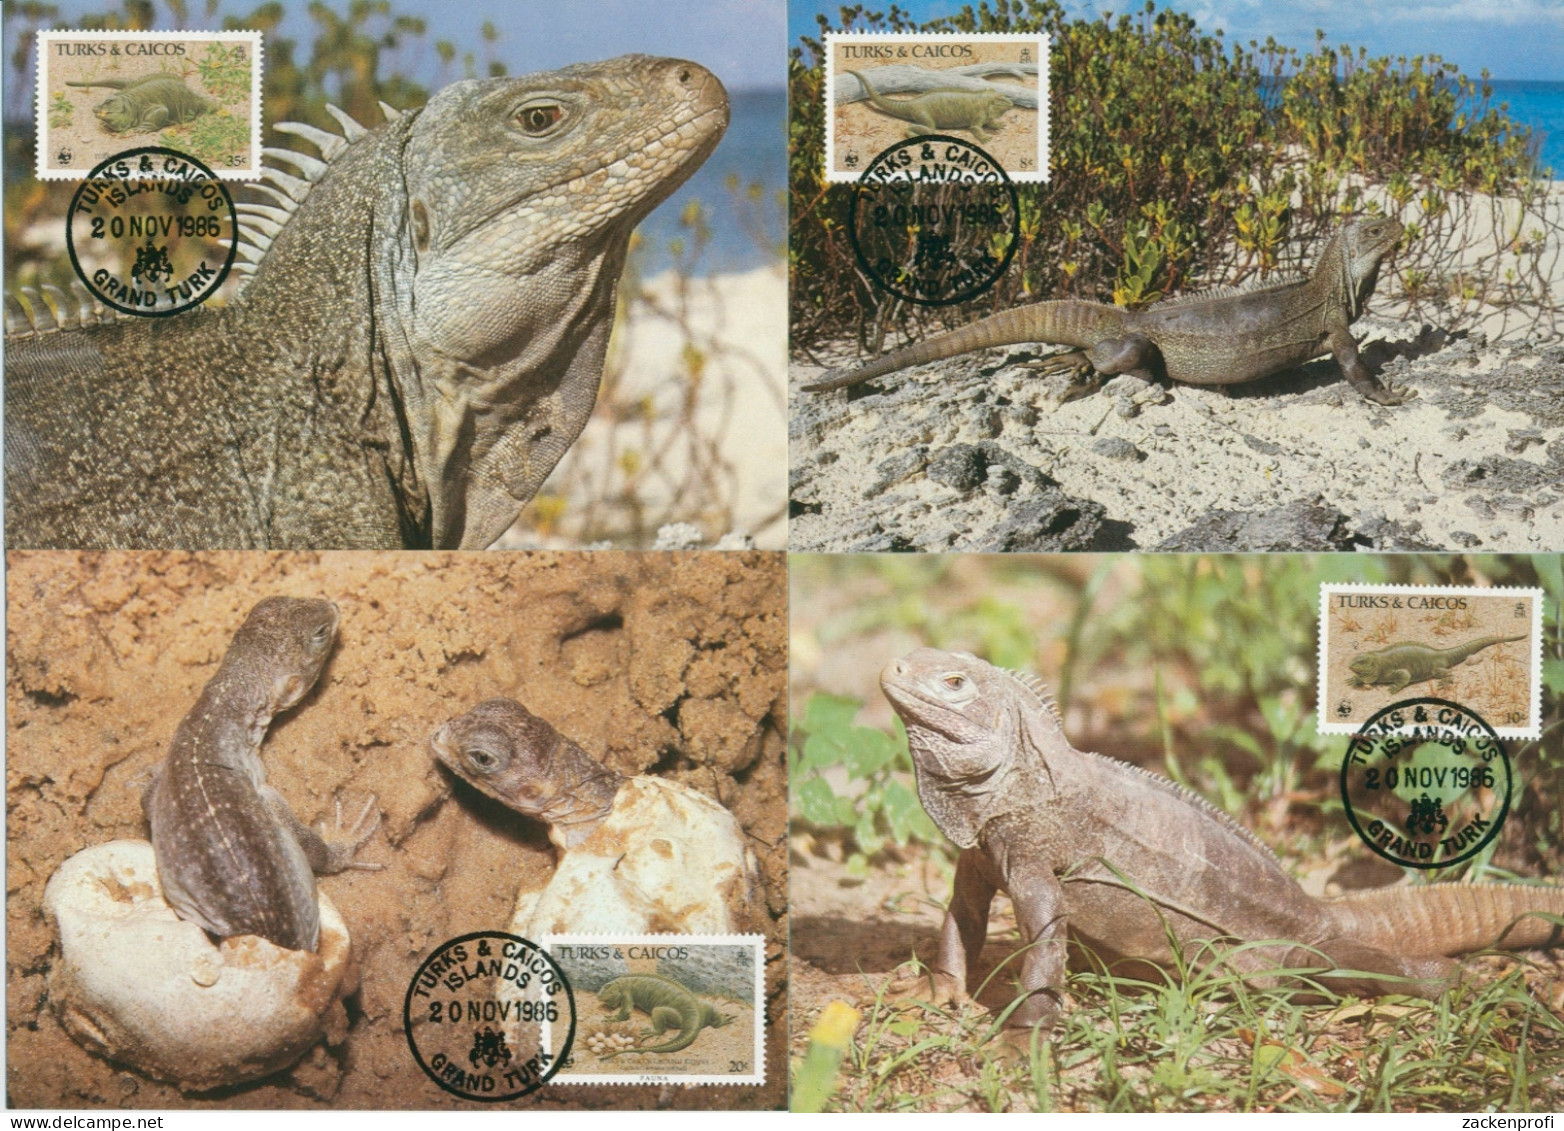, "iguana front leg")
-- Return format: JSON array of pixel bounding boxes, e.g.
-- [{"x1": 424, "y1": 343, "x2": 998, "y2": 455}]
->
[
  {"x1": 1329, "y1": 325, "x2": 1415, "y2": 405},
  {"x1": 1003, "y1": 860, "x2": 1069, "y2": 1034},
  {"x1": 936, "y1": 848, "x2": 999, "y2": 1004}
]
